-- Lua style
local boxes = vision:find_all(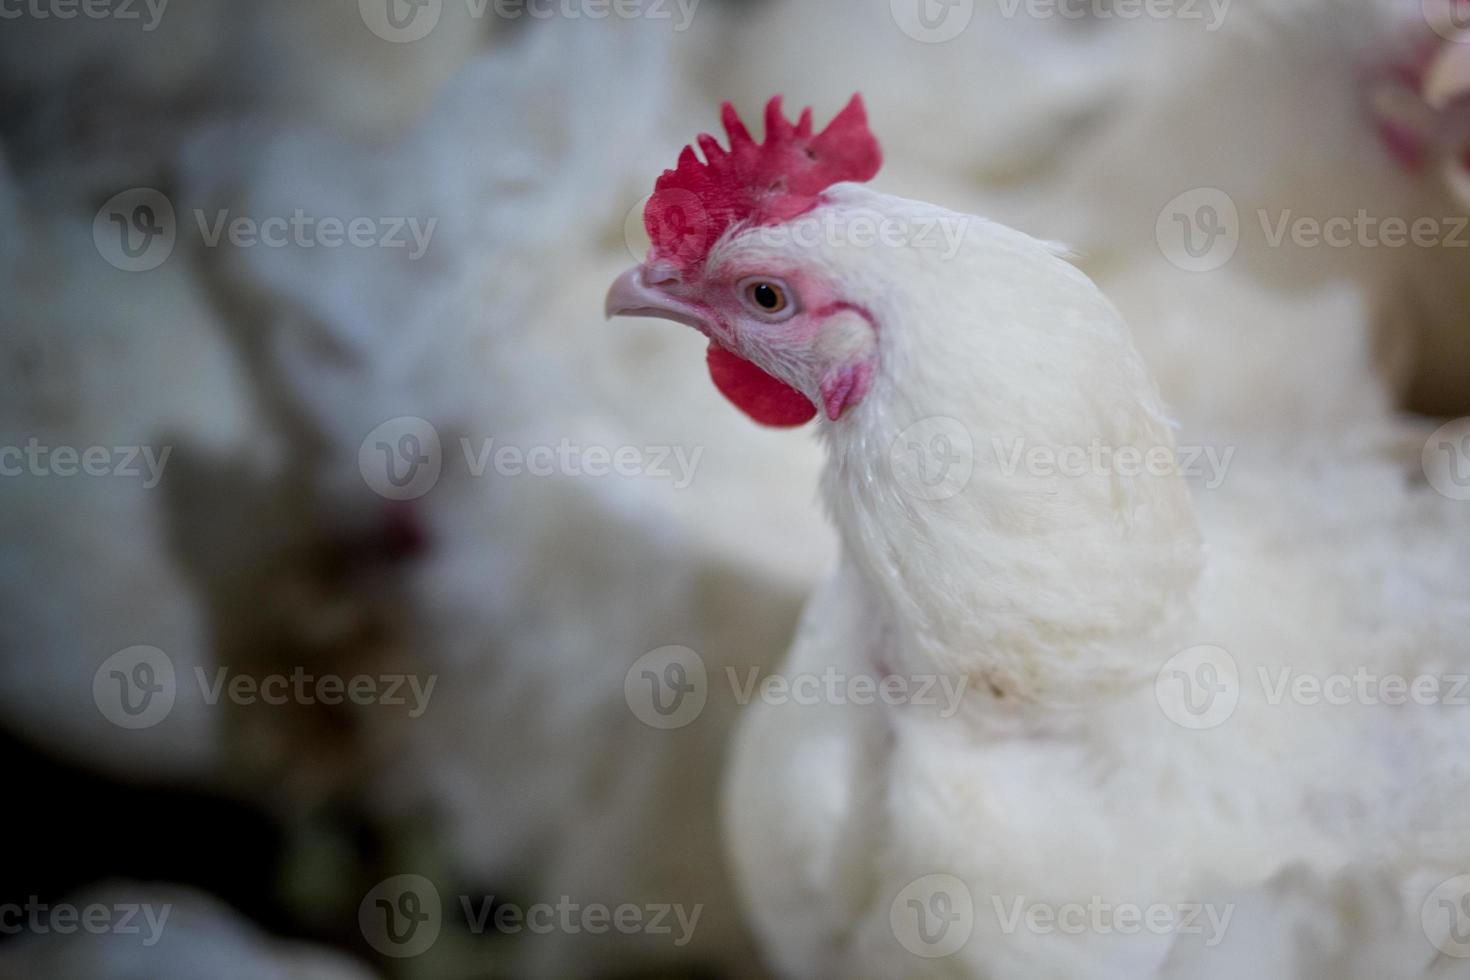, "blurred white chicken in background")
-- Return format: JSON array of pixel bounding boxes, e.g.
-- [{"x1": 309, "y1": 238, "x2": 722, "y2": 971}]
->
[
  {"x1": 169, "y1": 7, "x2": 831, "y2": 976},
  {"x1": 0, "y1": 154, "x2": 255, "y2": 781},
  {"x1": 0, "y1": 885, "x2": 378, "y2": 980},
  {"x1": 1029, "y1": 0, "x2": 1470, "y2": 427}
]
